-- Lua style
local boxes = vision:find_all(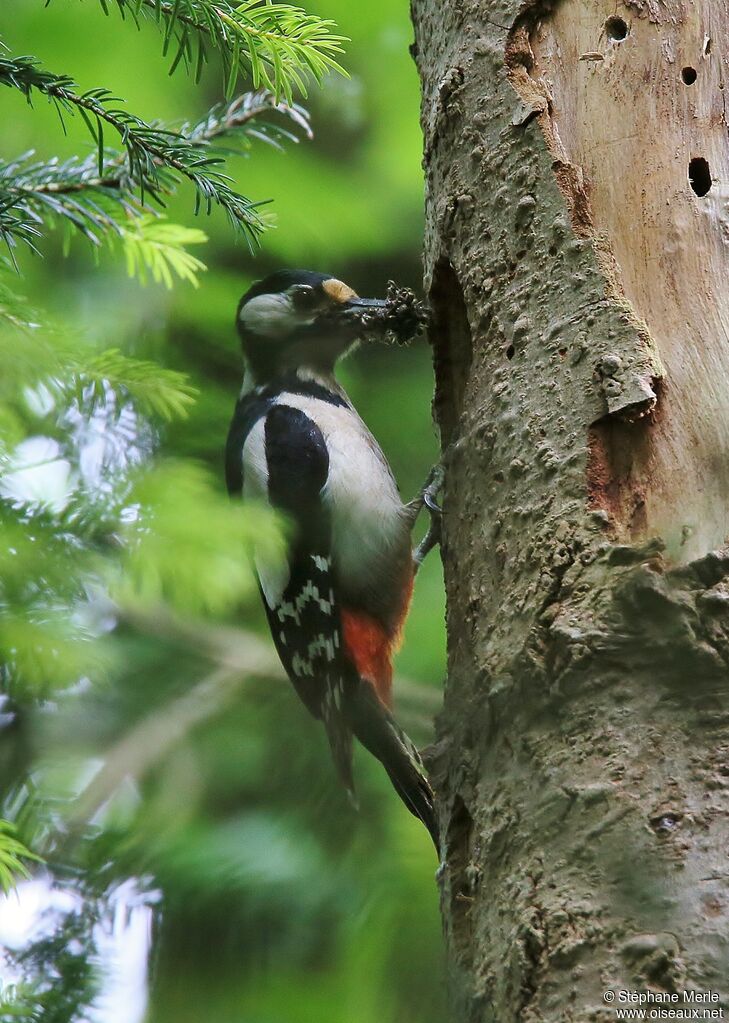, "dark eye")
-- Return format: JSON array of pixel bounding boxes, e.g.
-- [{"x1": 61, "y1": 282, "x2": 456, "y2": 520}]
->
[{"x1": 290, "y1": 284, "x2": 318, "y2": 310}]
